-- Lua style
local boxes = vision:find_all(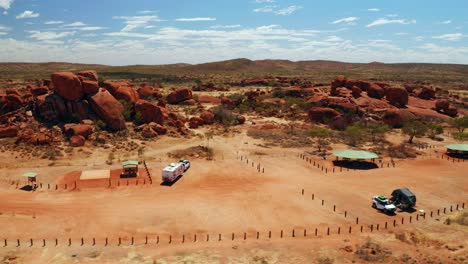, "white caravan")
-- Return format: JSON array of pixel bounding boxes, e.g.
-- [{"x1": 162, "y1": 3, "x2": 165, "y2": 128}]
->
[{"x1": 162, "y1": 162, "x2": 185, "y2": 183}]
